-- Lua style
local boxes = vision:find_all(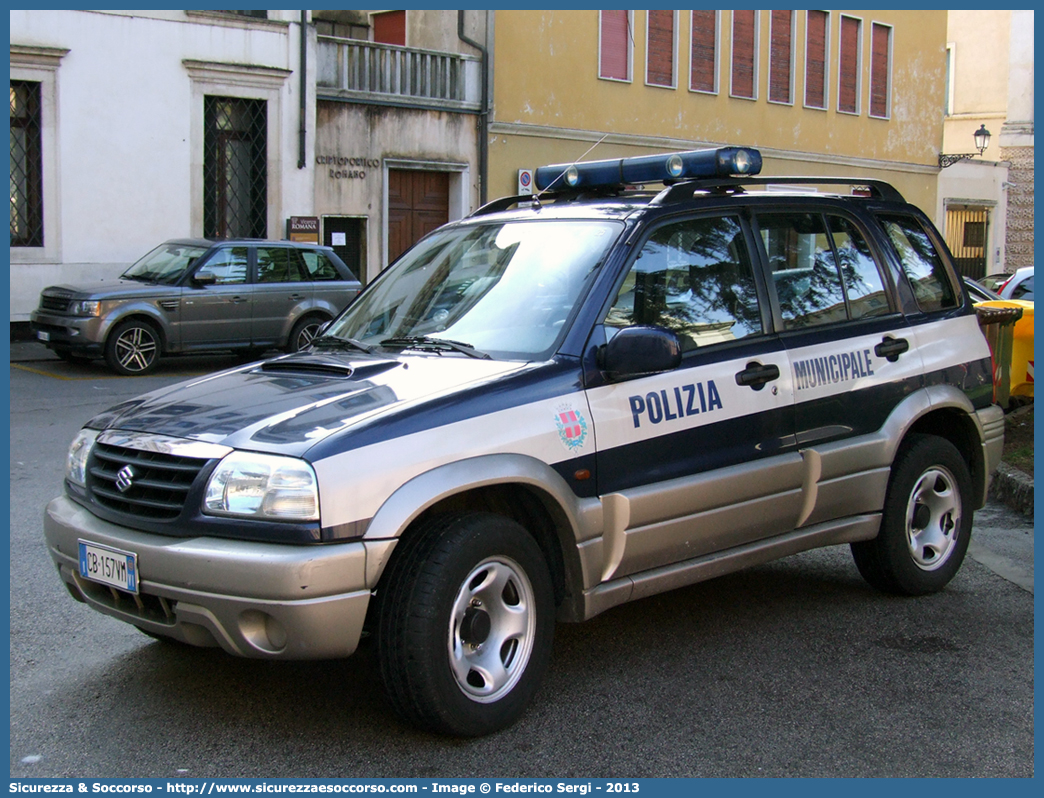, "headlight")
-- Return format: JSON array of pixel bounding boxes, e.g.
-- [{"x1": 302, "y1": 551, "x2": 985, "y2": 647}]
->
[
  {"x1": 204, "y1": 452, "x2": 319, "y2": 521},
  {"x1": 66, "y1": 428, "x2": 100, "y2": 487},
  {"x1": 69, "y1": 300, "x2": 101, "y2": 317}
]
